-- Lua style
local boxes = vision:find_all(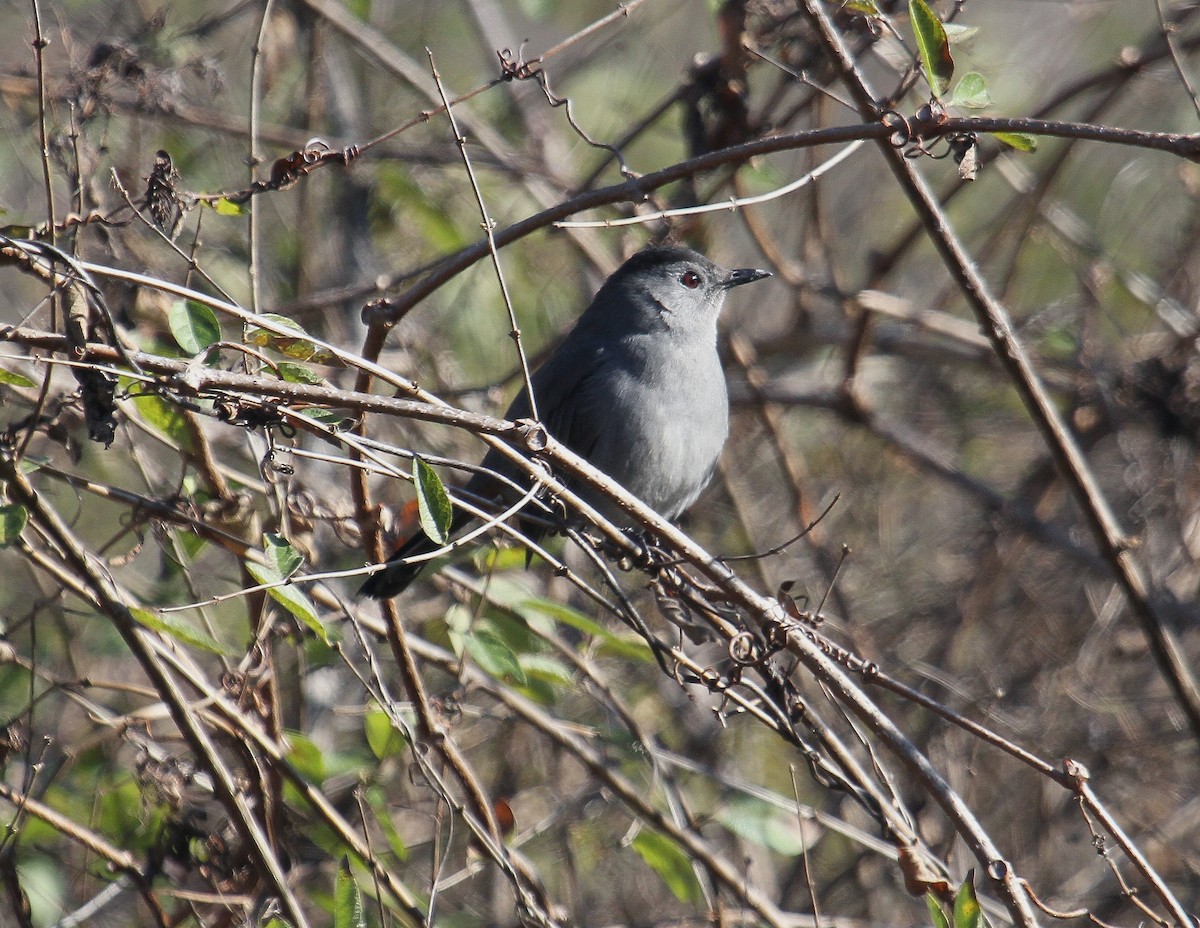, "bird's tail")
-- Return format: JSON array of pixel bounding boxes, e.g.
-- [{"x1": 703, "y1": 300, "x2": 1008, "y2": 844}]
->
[{"x1": 358, "y1": 509, "x2": 474, "y2": 600}]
